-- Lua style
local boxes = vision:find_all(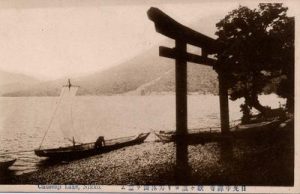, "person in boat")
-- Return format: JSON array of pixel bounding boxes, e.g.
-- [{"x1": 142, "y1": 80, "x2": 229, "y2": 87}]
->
[{"x1": 95, "y1": 136, "x2": 105, "y2": 149}]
